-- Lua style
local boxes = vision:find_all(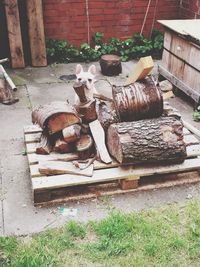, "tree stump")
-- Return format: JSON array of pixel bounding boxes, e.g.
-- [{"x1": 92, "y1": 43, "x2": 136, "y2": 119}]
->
[
  {"x1": 107, "y1": 116, "x2": 187, "y2": 164},
  {"x1": 112, "y1": 77, "x2": 163, "y2": 122},
  {"x1": 100, "y1": 54, "x2": 122, "y2": 76}
]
